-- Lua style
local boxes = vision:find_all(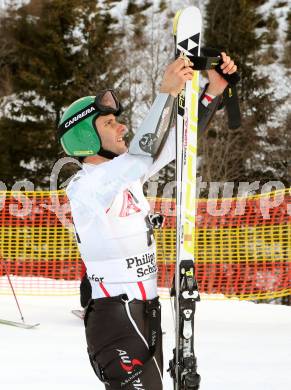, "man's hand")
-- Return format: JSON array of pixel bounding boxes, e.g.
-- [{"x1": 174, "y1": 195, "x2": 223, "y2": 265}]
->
[
  {"x1": 160, "y1": 57, "x2": 194, "y2": 97},
  {"x1": 206, "y1": 52, "x2": 237, "y2": 96}
]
